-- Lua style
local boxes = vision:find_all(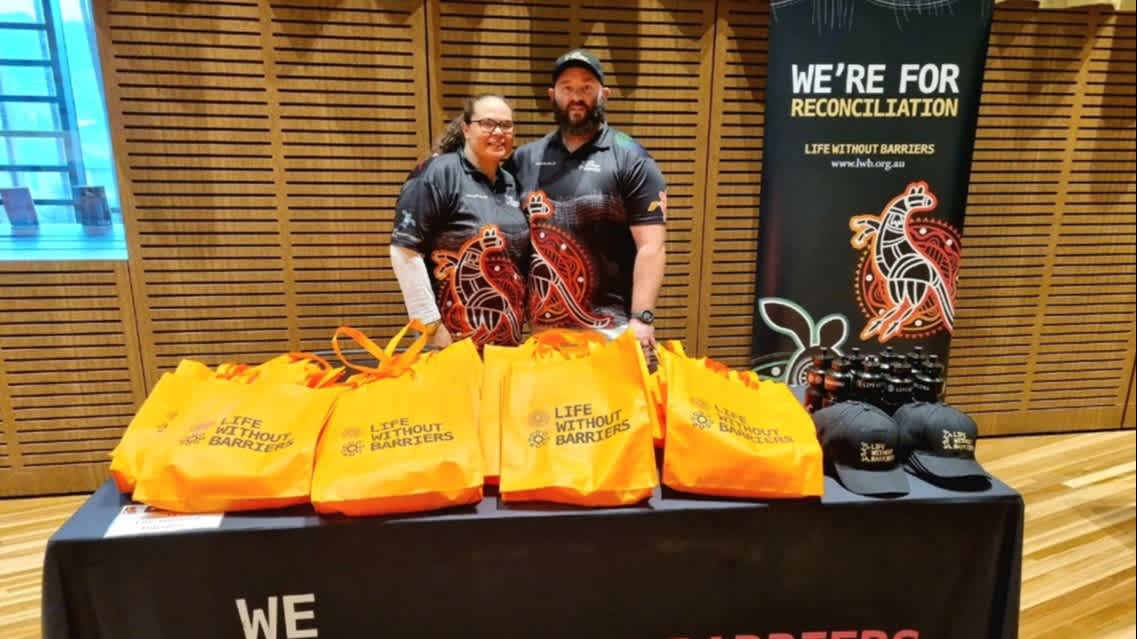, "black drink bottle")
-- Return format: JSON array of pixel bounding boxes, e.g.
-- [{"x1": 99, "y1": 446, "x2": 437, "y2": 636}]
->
[
  {"x1": 805, "y1": 348, "x2": 833, "y2": 412},
  {"x1": 824, "y1": 357, "x2": 853, "y2": 408}
]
